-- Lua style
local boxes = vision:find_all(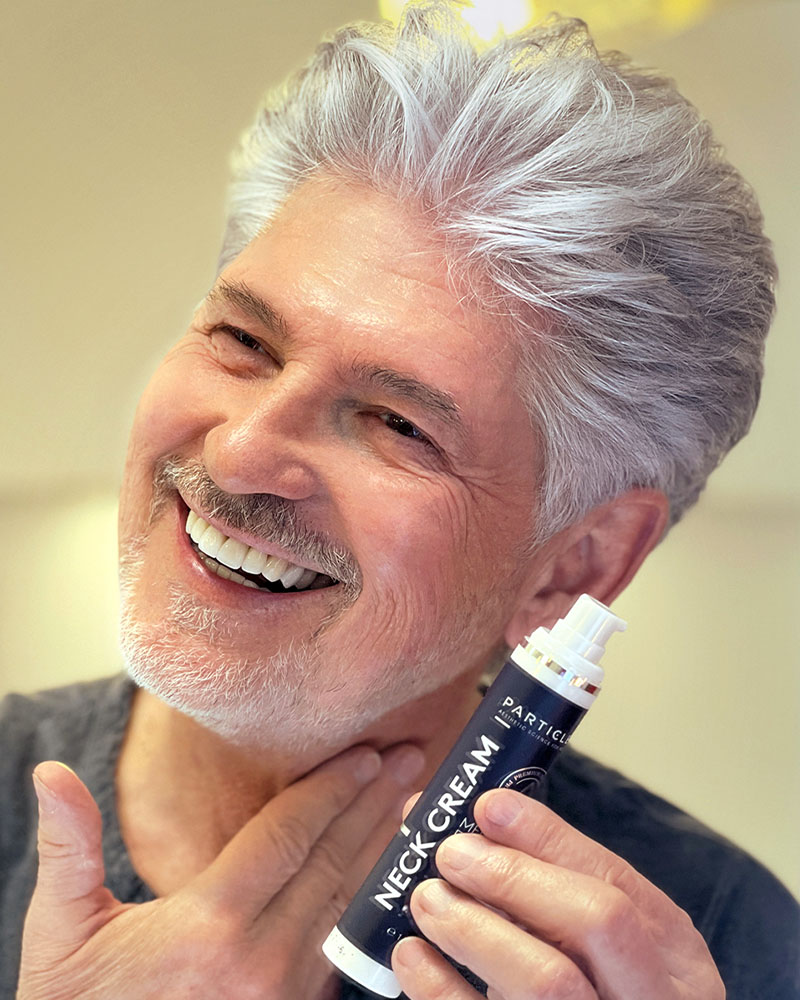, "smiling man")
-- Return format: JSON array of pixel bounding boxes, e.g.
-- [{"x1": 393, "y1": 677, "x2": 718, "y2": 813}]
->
[
  {"x1": 118, "y1": 176, "x2": 548, "y2": 761},
  {"x1": 3, "y1": 4, "x2": 799, "y2": 1000}
]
